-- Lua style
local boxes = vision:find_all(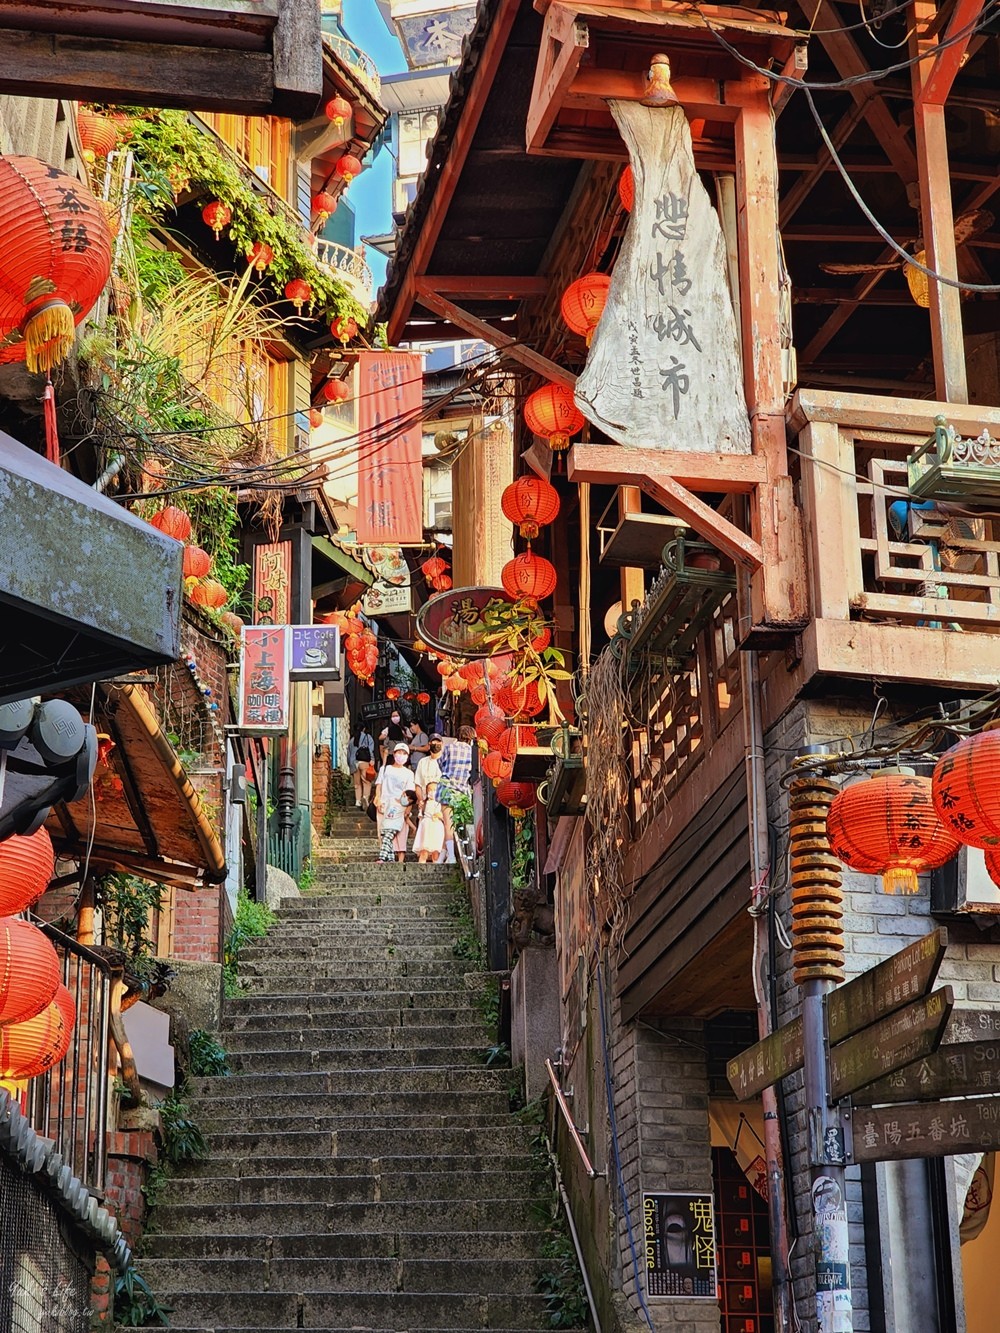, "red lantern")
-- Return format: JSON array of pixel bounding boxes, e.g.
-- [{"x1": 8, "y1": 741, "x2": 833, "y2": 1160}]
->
[
  {"x1": 501, "y1": 477, "x2": 560, "y2": 540},
  {"x1": 482, "y1": 751, "x2": 514, "y2": 784},
  {"x1": 309, "y1": 408, "x2": 323, "y2": 428},
  {"x1": 0, "y1": 983, "x2": 74, "y2": 1081},
  {"x1": 932, "y1": 733, "x2": 1000, "y2": 848},
  {"x1": 497, "y1": 780, "x2": 537, "y2": 817},
  {"x1": 335, "y1": 154, "x2": 362, "y2": 183},
  {"x1": 531, "y1": 627, "x2": 552, "y2": 653},
  {"x1": 313, "y1": 191, "x2": 337, "y2": 222},
  {"x1": 436, "y1": 575, "x2": 454, "y2": 591},
  {"x1": 618, "y1": 165, "x2": 634, "y2": 212},
  {"x1": 0, "y1": 157, "x2": 113, "y2": 374},
  {"x1": 495, "y1": 677, "x2": 545, "y2": 719},
  {"x1": 0, "y1": 918, "x2": 60, "y2": 1026},
  {"x1": 475, "y1": 703, "x2": 508, "y2": 747},
  {"x1": 201, "y1": 200, "x2": 232, "y2": 240},
  {"x1": 445, "y1": 672, "x2": 467, "y2": 694},
  {"x1": 502, "y1": 552, "x2": 557, "y2": 603},
  {"x1": 189, "y1": 578, "x2": 228, "y2": 609},
  {"x1": 422, "y1": 556, "x2": 448, "y2": 581},
  {"x1": 331, "y1": 316, "x2": 359, "y2": 345},
  {"x1": 322, "y1": 378, "x2": 350, "y2": 404},
  {"x1": 417, "y1": 691, "x2": 431, "y2": 706},
  {"x1": 182, "y1": 545, "x2": 211, "y2": 581},
  {"x1": 413, "y1": 639, "x2": 428, "y2": 653},
  {"x1": 470, "y1": 683, "x2": 488, "y2": 706},
  {"x1": 386, "y1": 686, "x2": 401, "y2": 701},
  {"x1": 0, "y1": 828, "x2": 54, "y2": 916},
  {"x1": 325, "y1": 96, "x2": 352, "y2": 127},
  {"x1": 492, "y1": 727, "x2": 520, "y2": 761},
  {"x1": 247, "y1": 242, "x2": 274, "y2": 271},
  {"x1": 150, "y1": 506, "x2": 192, "y2": 542},
  {"x1": 77, "y1": 110, "x2": 118, "y2": 163},
  {"x1": 827, "y1": 772, "x2": 960, "y2": 895},
  {"x1": 219, "y1": 611, "x2": 244, "y2": 635},
  {"x1": 284, "y1": 279, "x2": 312, "y2": 311},
  {"x1": 487, "y1": 654, "x2": 514, "y2": 681},
  {"x1": 560, "y1": 273, "x2": 611, "y2": 346},
  {"x1": 524, "y1": 384, "x2": 585, "y2": 453}
]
